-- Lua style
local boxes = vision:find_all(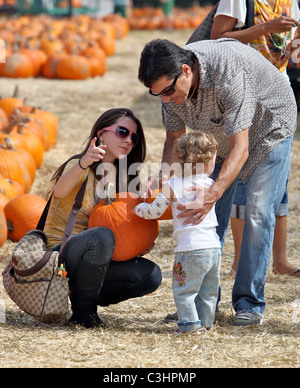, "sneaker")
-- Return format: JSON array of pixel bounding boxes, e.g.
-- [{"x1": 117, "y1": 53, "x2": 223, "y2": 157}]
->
[
  {"x1": 232, "y1": 311, "x2": 263, "y2": 327},
  {"x1": 163, "y1": 312, "x2": 178, "y2": 323},
  {"x1": 174, "y1": 328, "x2": 204, "y2": 336}
]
